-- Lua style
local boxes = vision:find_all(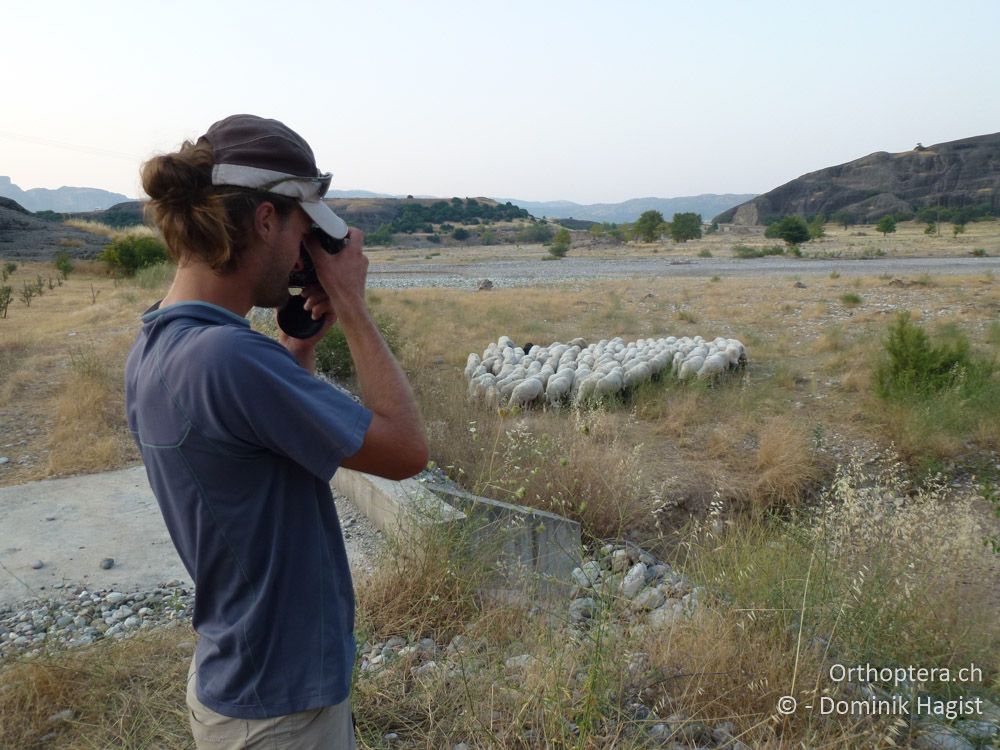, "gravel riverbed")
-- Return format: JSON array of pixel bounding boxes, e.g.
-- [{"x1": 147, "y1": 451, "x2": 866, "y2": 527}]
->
[{"x1": 367, "y1": 256, "x2": 1000, "y2": 289}]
